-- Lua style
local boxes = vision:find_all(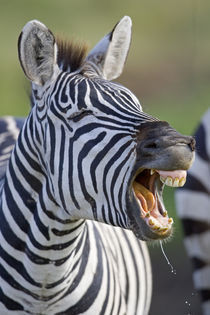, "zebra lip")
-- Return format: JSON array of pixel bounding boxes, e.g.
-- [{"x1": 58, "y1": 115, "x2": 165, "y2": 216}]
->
[{"x1": 132, "y1": 169, "x2": 180, "y2": 236}]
